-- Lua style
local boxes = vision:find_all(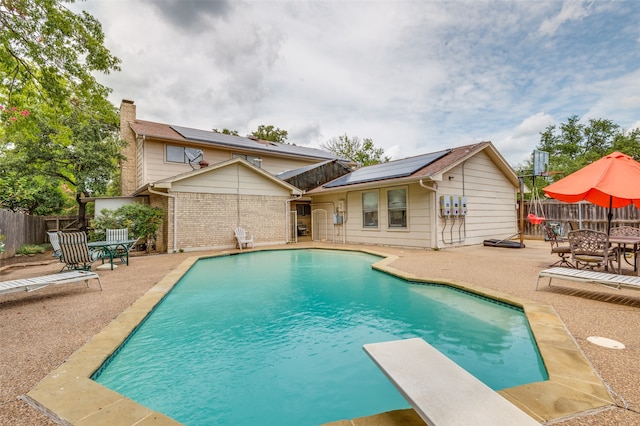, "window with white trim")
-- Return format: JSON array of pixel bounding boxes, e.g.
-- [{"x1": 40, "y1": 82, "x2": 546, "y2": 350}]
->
[
  {"x1": 387, "y1": 188, "x2": 407, "y2": 228},
  {"x1": 362, "y1": 191, "x2": 379, "y2": 228},
  {"x1": 166, "y1": 145, "x2": 202, "y2": 164}
]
